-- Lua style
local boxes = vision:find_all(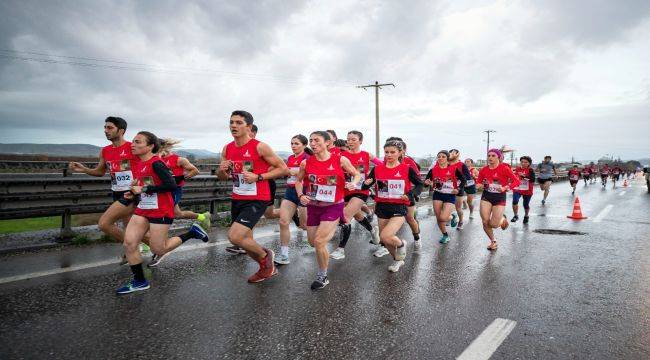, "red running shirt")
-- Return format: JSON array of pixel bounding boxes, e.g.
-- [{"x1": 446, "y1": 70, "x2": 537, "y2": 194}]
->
[
  {"x1": 286, "y1": 152, "x2": 309, "y2": 188},
  {"x1": 133, "y1": 156, "x2": 175, "y2": 219},
  {"x1": 304, "y1": 155, "x2": 345, "y2": 203},
  {"x1": 477, "y1": 163, "x2": 520, "y2": 194},
  {"x1": 225, "y1": 138, "x2": 271, "y2": 201},
  {"x1": 373, "y1": 163, "x2": 412, "y2": 205},
  {"x1": 102, "y1": 141, "x2": 136, "y2": 192},
  {"x1": 329, "y1": 147, "x2": 341, "y2": 157},
  {"x1": 162, "y1": 153, "x2": 185, "y2": 186},
  {"x1": 341, "y1": 150, "x2": 370, "y2": 196},
  {"x1": 428, "y1": 163, "x2": 460, "y2": 194},
  {"x1": 569, "y1": 169, "x2": 580, "y2": 181},
  {"x1": 513, "y1": 166, "x2": 534, "y2": 195}
]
